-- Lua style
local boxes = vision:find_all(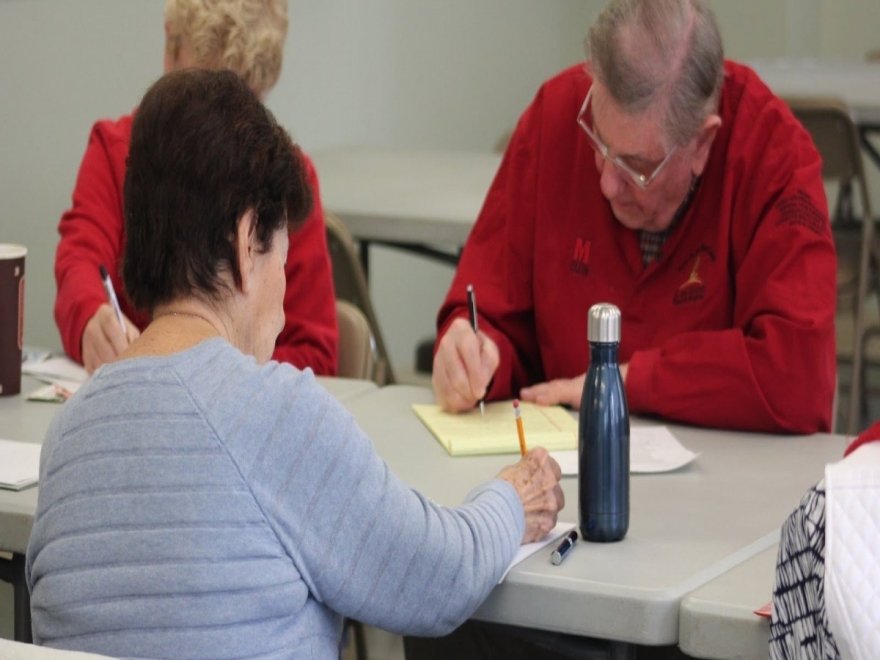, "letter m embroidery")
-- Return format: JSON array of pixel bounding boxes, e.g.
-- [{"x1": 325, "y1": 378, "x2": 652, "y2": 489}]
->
[{"x1": 570, "y1": 238, "x2": 591, "y2": 274}]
